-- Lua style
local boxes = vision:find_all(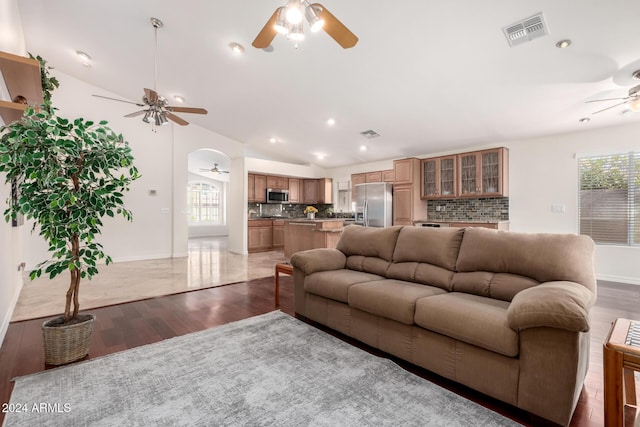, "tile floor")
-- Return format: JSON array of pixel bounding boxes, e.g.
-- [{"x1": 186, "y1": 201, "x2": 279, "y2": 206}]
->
[{"x1": 11, "y1": 237, "x2": 288, "y2": 322}]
